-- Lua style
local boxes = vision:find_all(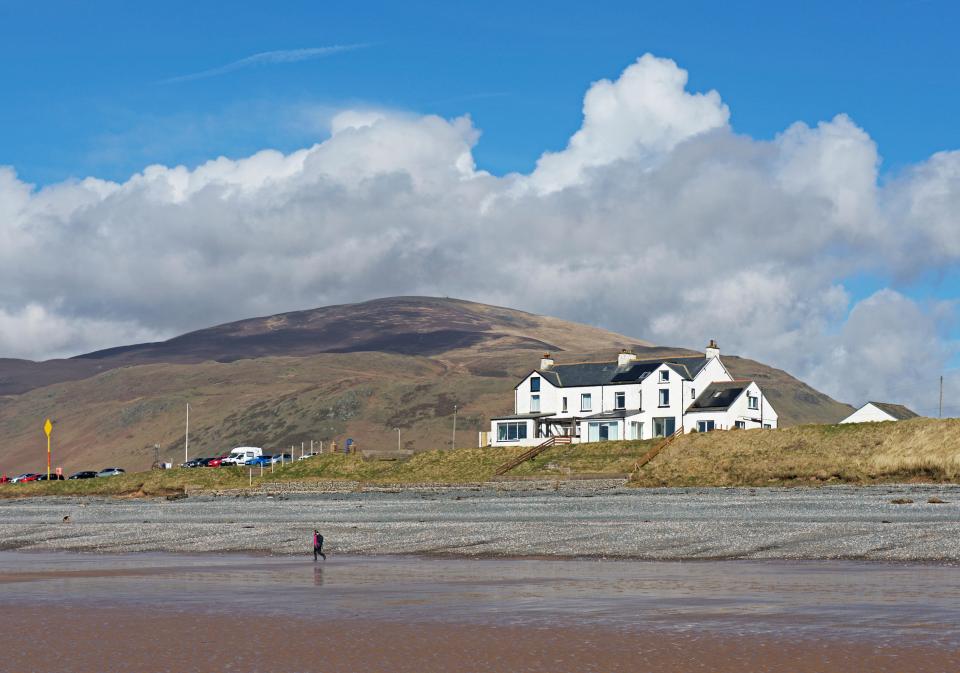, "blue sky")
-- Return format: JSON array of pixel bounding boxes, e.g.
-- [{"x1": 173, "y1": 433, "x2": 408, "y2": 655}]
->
[
  {"x1": 1, "y1": 1, "x2": 959, "y2": 410},
  {"x1": 2, "y1": 0, "x2": 958, "y2": 185}
]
